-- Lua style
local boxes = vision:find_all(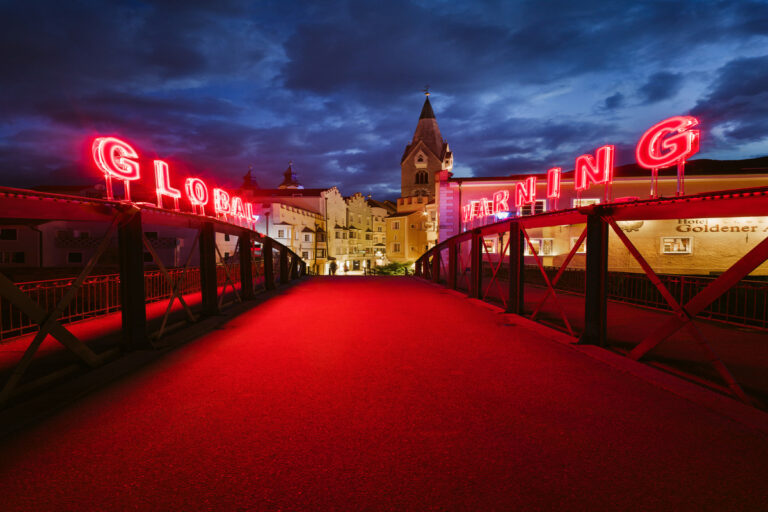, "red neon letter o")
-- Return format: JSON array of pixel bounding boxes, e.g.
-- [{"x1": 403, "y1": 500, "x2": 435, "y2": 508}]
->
[{"x1": 185, "y1": 178, "x2": 209, "y2": 206}]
